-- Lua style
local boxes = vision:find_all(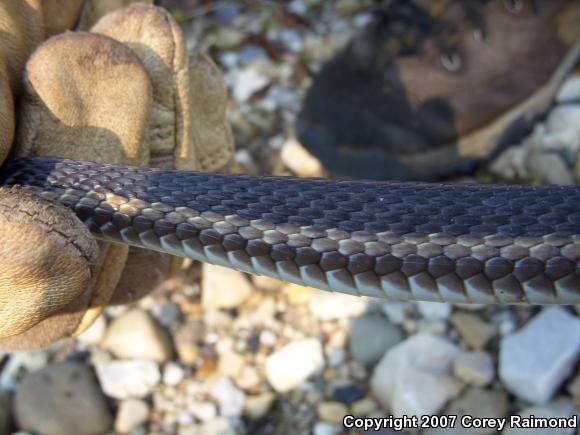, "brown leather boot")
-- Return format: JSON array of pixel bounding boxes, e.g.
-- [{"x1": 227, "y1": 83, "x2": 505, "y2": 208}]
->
[{"x1": 297, "y1": 0, "x2": 580, "y2": 181}]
